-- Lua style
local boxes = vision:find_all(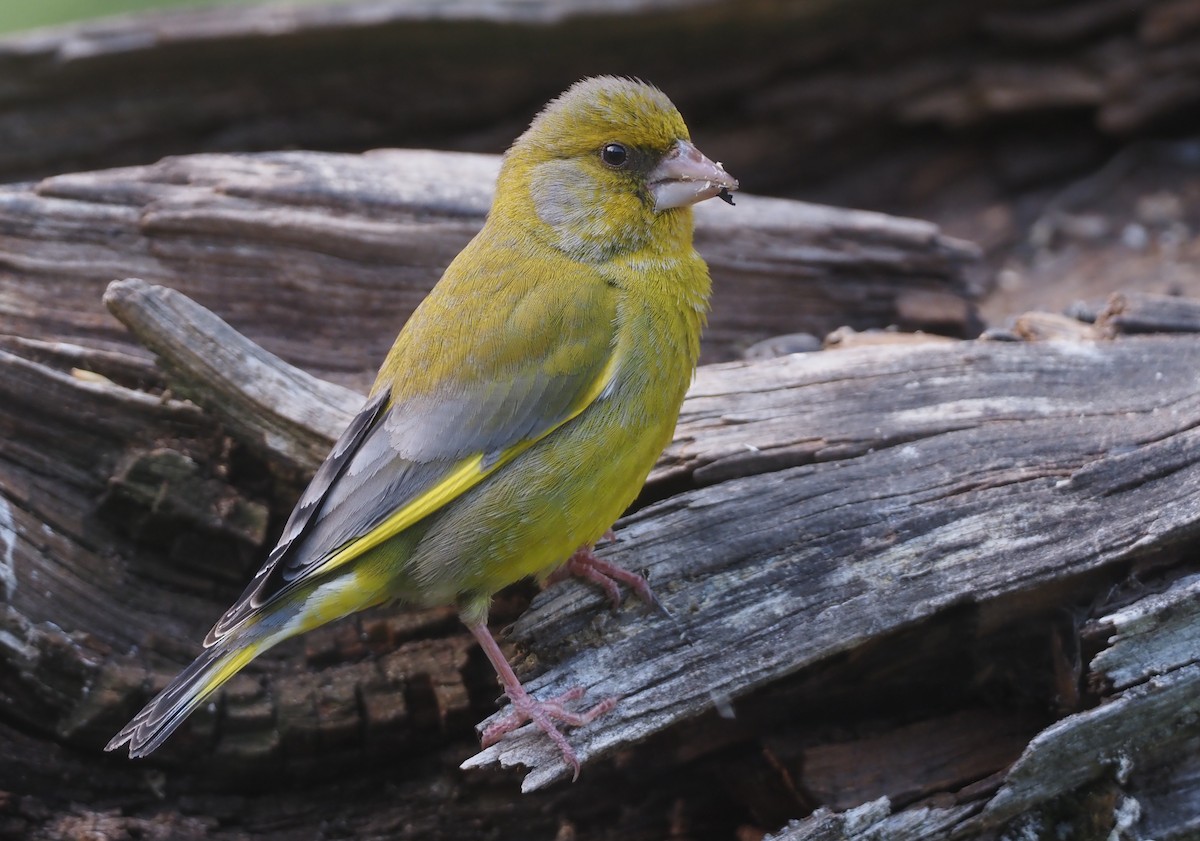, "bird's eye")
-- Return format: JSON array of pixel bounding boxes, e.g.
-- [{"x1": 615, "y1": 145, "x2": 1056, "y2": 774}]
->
[{"x1": 600, "y1": 143, "x2": 629, "y2": 168}]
